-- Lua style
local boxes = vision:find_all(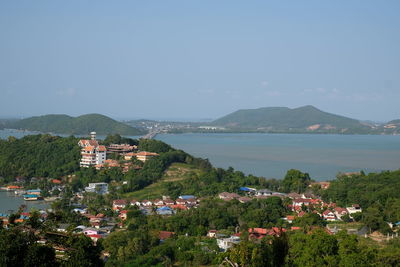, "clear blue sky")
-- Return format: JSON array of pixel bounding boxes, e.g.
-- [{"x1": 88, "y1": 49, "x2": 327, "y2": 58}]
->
[{"x1": 0, "y1": 1, "x2": 399, "y2": 121}]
